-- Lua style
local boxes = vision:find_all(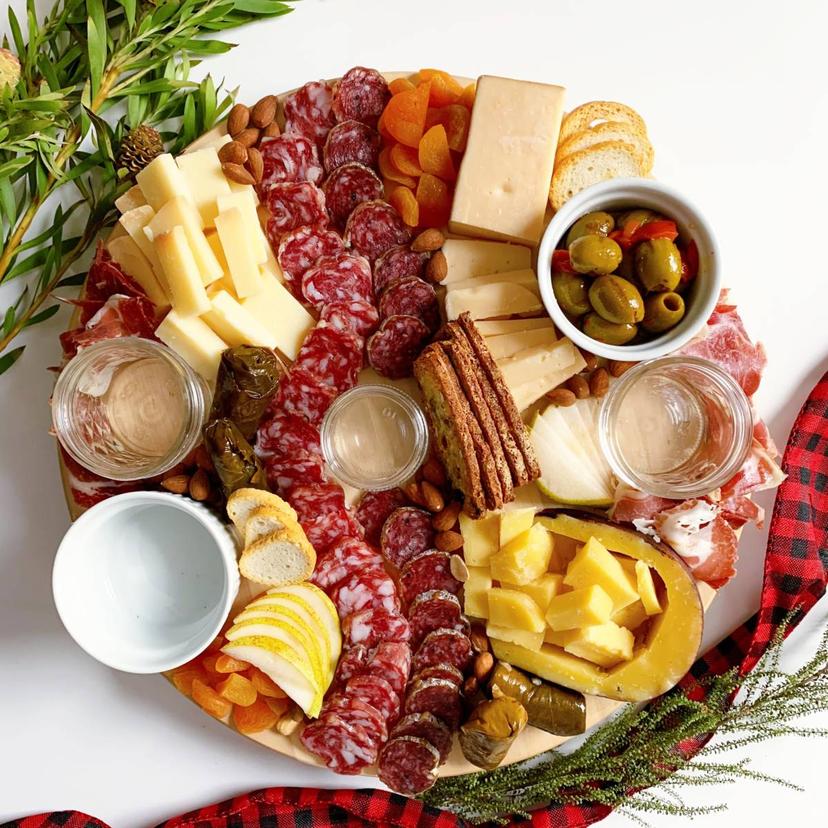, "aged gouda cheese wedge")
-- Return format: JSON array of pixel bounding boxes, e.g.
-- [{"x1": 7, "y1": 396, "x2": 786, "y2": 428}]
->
[
  {"x1": 154, "y1": 226, "x2": 211, "y2": 318},
  {"x1": 215, "y1": 207, "x2": 265, "y2": 298},
  {"x1": 216, "y1": 190, "x2": 268, "y2": 264},
  {"x1": 176, "y1": 148, "x2": 232, "y2": 227},
  {"x1": 485, "y1": 327, "x2": 558, "y2": 360},
  {"x1": 114, "y1": 185, "x2": 147, "y2": 214},
  {"x1": 458, "y1": 512, "x2": 499, "y2": 567},
  {"x1": 444, "y1": 282, "x2": 542, "y2": 321},
  {"x1": 440, "y1": 238, "x2": 533, "y2": 284},
  {"x1": 446, "y1": 268, "x2": 539, "y2": 295},
  {"x1": 475, "y1": 317, "x2": 554, "y2": 337},
  {"x1": 135, "y1": 153, "x2": 193, "y2": 213},
  {"x1": 202, "y1": 290, "x2": 277, "y2": 349},
  {"x1": 449, "y1": 75, "x2": 565, "y2": 245},
  {"x1": 155, "y1": 310, "x2": 227, "y2": 381},
  {"x1": 106, "y1": 235, "x2": 170, "y2": 311}
]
